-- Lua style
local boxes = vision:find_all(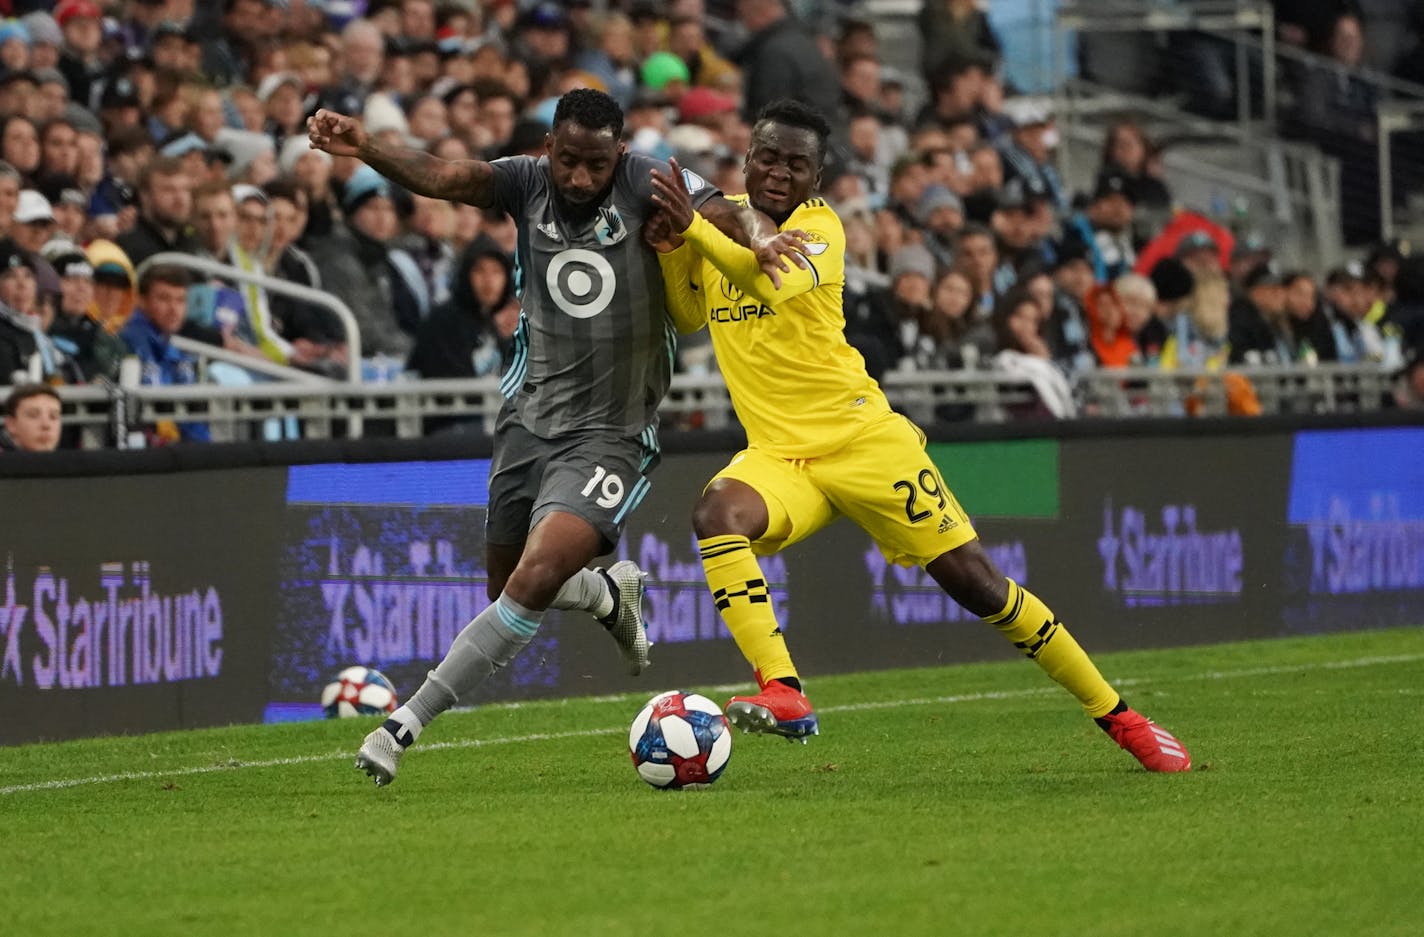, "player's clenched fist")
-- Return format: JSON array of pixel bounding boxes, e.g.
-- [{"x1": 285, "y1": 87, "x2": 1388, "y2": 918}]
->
[{"x1": 307, "y1": 109, "x2": 368, "y2": 158}]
